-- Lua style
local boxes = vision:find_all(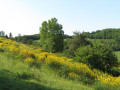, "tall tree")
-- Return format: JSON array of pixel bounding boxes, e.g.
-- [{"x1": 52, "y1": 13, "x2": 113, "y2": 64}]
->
[
  {"x1": 40, "y1": 18, "x2": 64, "y2": 52},
  {"x1": 9, "y1": 32, "x2": 13, "y2": 39},
  {"x1": 0, "y1": 31, "x2": 5, "y2": 37}
]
